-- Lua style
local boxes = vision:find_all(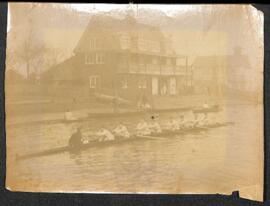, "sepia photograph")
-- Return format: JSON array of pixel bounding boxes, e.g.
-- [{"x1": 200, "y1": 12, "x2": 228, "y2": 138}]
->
[{"x1": 5, "y1": 3, "x2": 264, "y2": 201}]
